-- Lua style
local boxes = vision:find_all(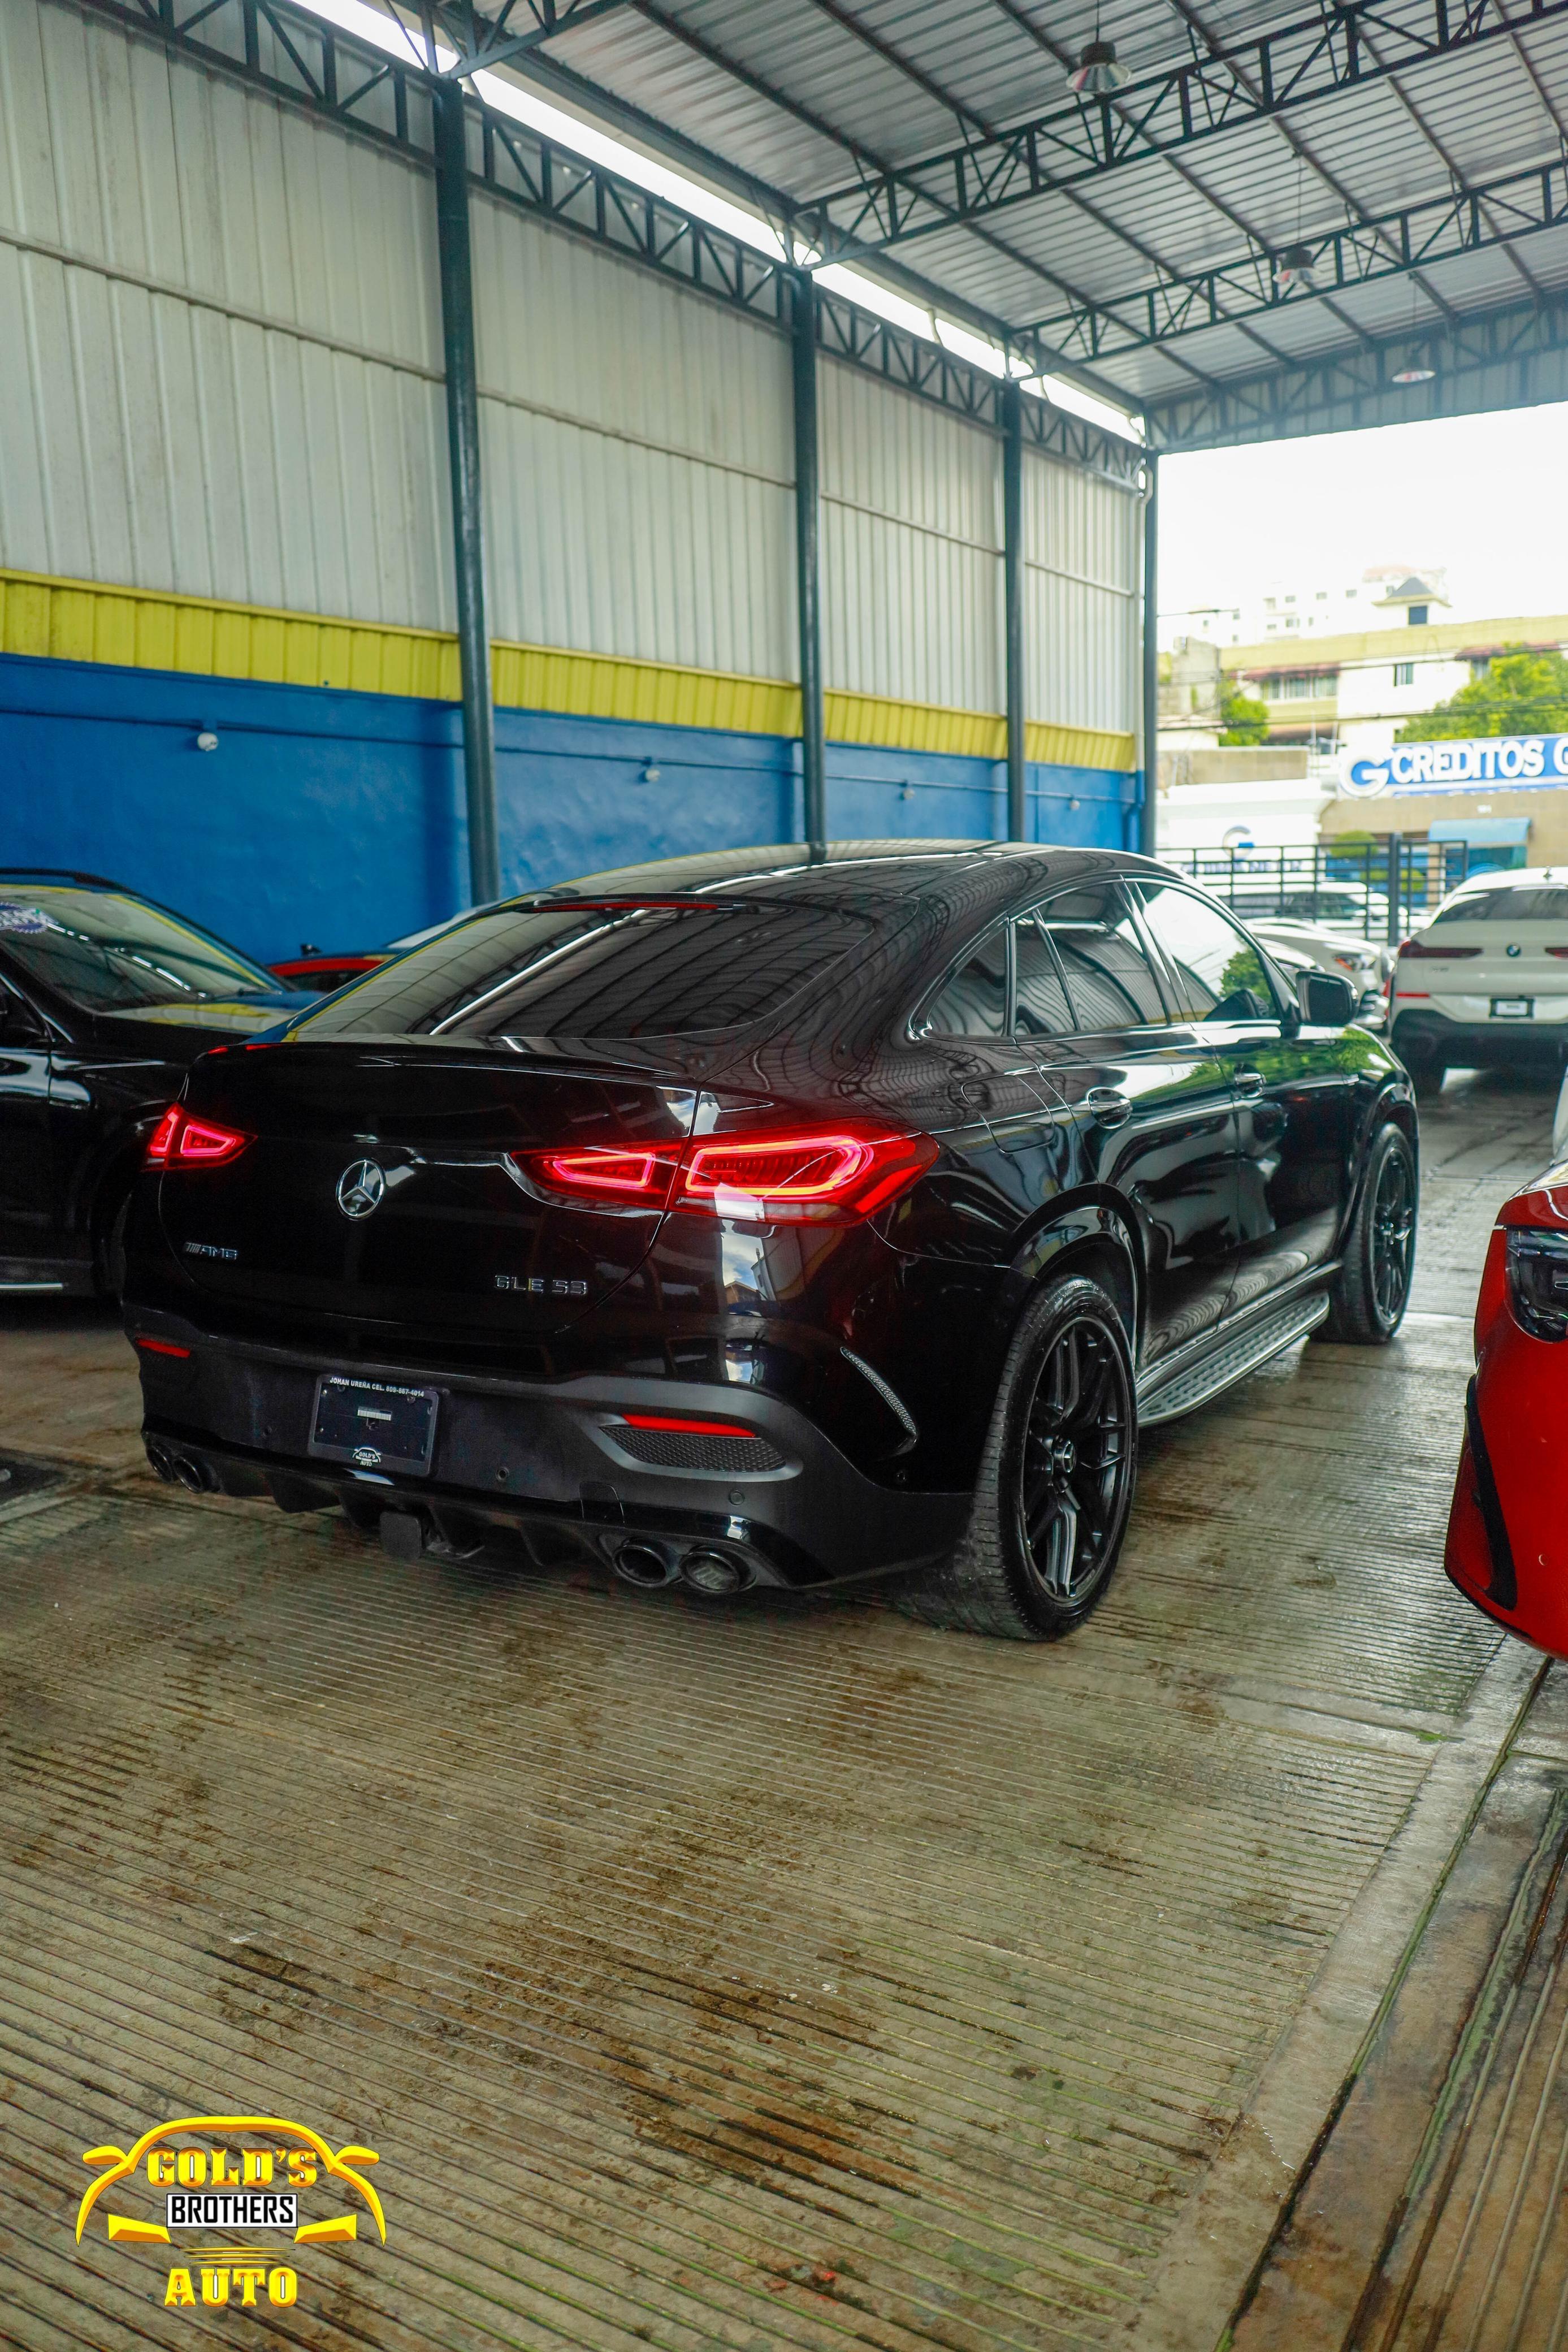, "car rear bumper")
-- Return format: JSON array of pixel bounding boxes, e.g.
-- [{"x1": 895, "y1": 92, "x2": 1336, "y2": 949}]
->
[
  {"x1": 129, "y1": 1313, "x2": 968, "y2": 1592},
  {"x1": 1392, "y1": 1010, "x2": 1568, "y2": 1069}
]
